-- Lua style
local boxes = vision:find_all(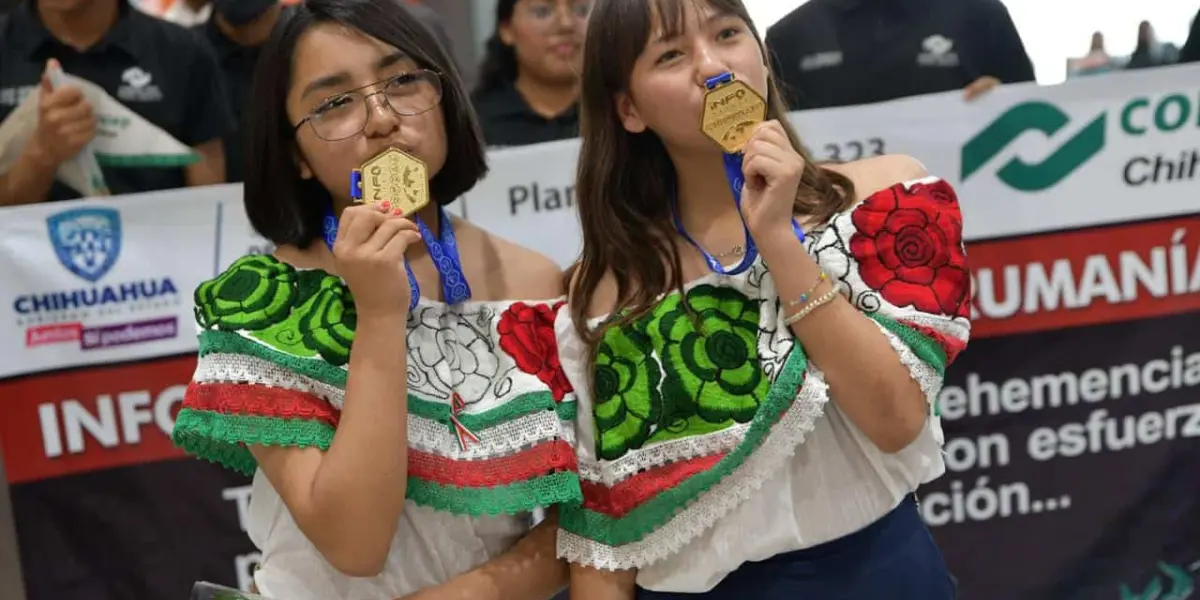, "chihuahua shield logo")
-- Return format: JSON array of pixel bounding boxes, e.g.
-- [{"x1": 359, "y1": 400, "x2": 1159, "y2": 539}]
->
[{"x1": 45, "y1": 207, "x2": 122, "y2": 283}]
